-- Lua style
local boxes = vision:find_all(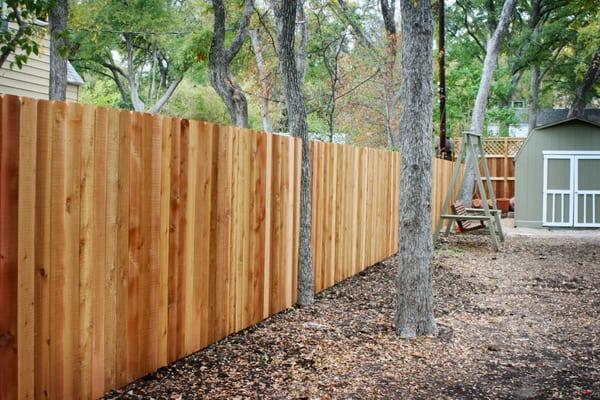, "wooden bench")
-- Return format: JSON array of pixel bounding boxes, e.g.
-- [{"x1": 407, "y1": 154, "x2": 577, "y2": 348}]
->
[
  {"x1": 450, "y1": 203, "x2": 485, "y2": 232},
  {"x1": 436, "y1": 202, "x2": 504, "y2": 251}
]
